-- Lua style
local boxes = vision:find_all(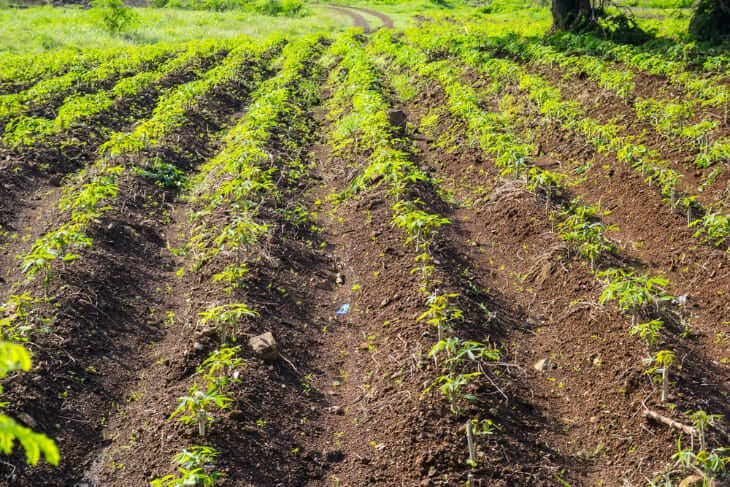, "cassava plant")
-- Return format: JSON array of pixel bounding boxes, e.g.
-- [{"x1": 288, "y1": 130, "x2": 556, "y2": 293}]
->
[
  {"x1": 630, "y1": 319, "x2": 664, "y2": 351},
  {"x1": 689, "y1": 410, "x2": 723, "y2": 452},
  {"x1": 418, "y1": 293, "x2": 463, "y2": 342},
  {"x1": 391, "y1": 200, "x2": 451, "y2": 253},
  {"x1": 197, "y1": 346, "x2": 245, "y2": 389},
  {"x1": 672, "y1": 437, "x2": 729, "y2": 487},
  {"x1": 597, "y1": 269, "x2": 673, "y2": 326},
  {"x1": 198, "y1": 303, "x2": 258, "y2": 343},
  {"x1": 654, "y1": 349, "x2": 677, "y2": 403},
  {"x1": 425, "y1": 337, "x2": 500, "y2": 414},
  {"x1": 0, "y1": 342, "x2": 59, "y2": 467},
  {"x1": 150, "y1": 446, "x2": 224, "y2": 487},
  {"x1": 170, "y1": 383, "x2": 232, "y2": 438}
]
